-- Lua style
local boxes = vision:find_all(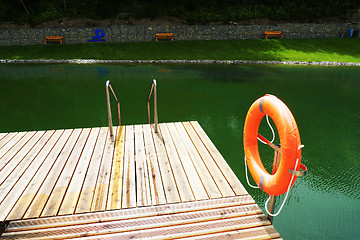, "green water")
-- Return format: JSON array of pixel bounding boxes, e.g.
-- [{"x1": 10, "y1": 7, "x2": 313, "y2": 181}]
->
[{"x1": 0, "y1": 64, "x2": 359, "y2": 239}]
